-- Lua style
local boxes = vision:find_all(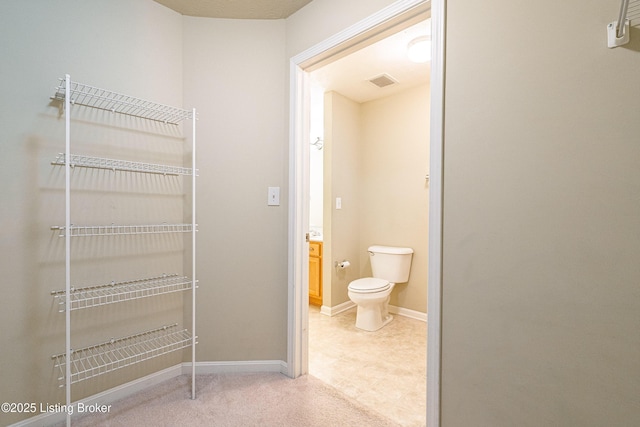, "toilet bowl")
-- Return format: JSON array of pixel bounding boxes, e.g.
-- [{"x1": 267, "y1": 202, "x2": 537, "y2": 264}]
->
[
  {"x1": 348, "y1": 278, "x2": 395, "y2": 331},
  {"x1": 347, "y1": 245, "x2": 413, "y2": 332}
]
